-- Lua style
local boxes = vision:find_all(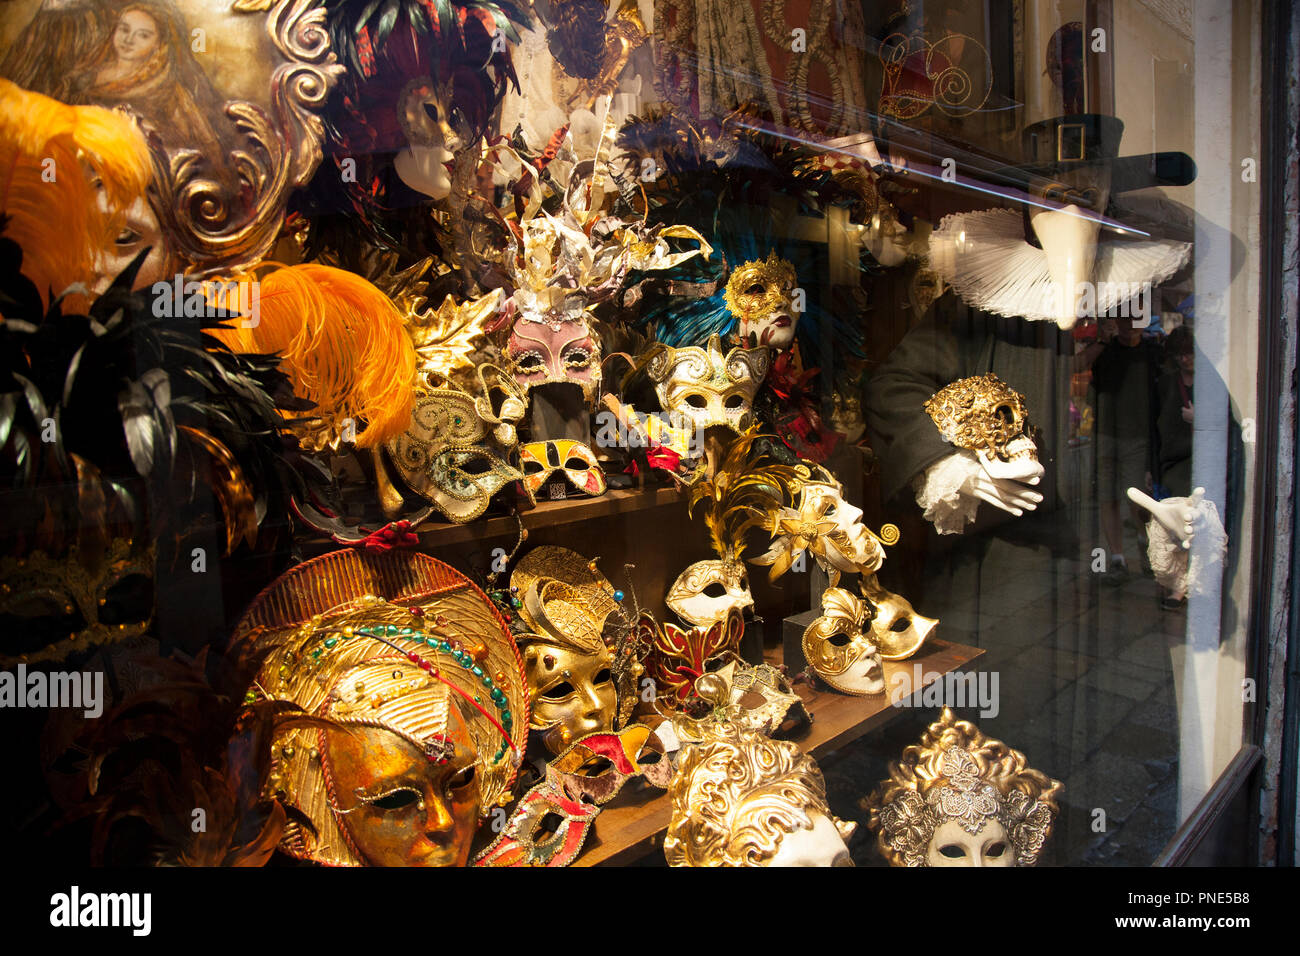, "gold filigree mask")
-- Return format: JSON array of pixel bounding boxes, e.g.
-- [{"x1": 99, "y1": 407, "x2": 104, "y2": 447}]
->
[
  {"x1": 753, "y1": 470, "x2": 898, "y2": 588},
  {"x1": 0, "y1": 540, "x2": 155, "y2": 666},
  {"x1": 924, "y1": 373, "x2": 1036, "y2": 463},
  {"x1": 802, "y1": 587, "x2": 884, "y2": 695},
  {"x1": 386, "y1": 380, "x2": 524, "y2": 523},
  {"x1": 644, "y1": 334, "x2": 770, "y2": 434},
  {"x1": 863, "y1": 708, "x2": 1063, "y2": 867},
  {"x1": 664, "y1": 725, "x2": 855, "y2": 867},
  {"x1": 724, "y1": 251, "x2": 799, "y2": 350}
]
